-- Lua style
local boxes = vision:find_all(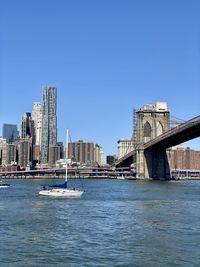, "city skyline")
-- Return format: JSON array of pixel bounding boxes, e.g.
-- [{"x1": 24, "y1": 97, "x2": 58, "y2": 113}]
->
[{"x1": 1, "y1": 0, "x2": 200, "y2": 155}]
